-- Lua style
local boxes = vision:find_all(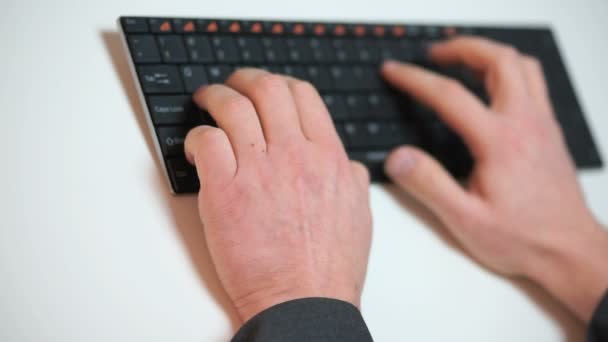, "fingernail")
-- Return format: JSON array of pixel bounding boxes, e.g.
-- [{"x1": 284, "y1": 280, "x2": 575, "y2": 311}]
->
[{"x1": 386, "y1": 148, "x2": 416, "y2": 177}]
